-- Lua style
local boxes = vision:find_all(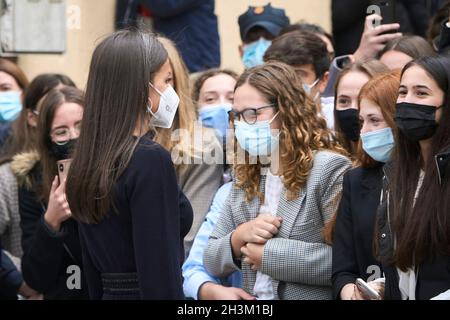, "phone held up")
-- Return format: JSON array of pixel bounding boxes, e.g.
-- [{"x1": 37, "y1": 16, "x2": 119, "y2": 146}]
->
[
  {"x1": 355, "y1": 278, "x2": 382, "y2": 300},
  {"x1": 369, "y1": 0, "x2": 397, "y2": 33},
  {"x1": 57, "y1": 159, "x2": 72, "y2": 183}
]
